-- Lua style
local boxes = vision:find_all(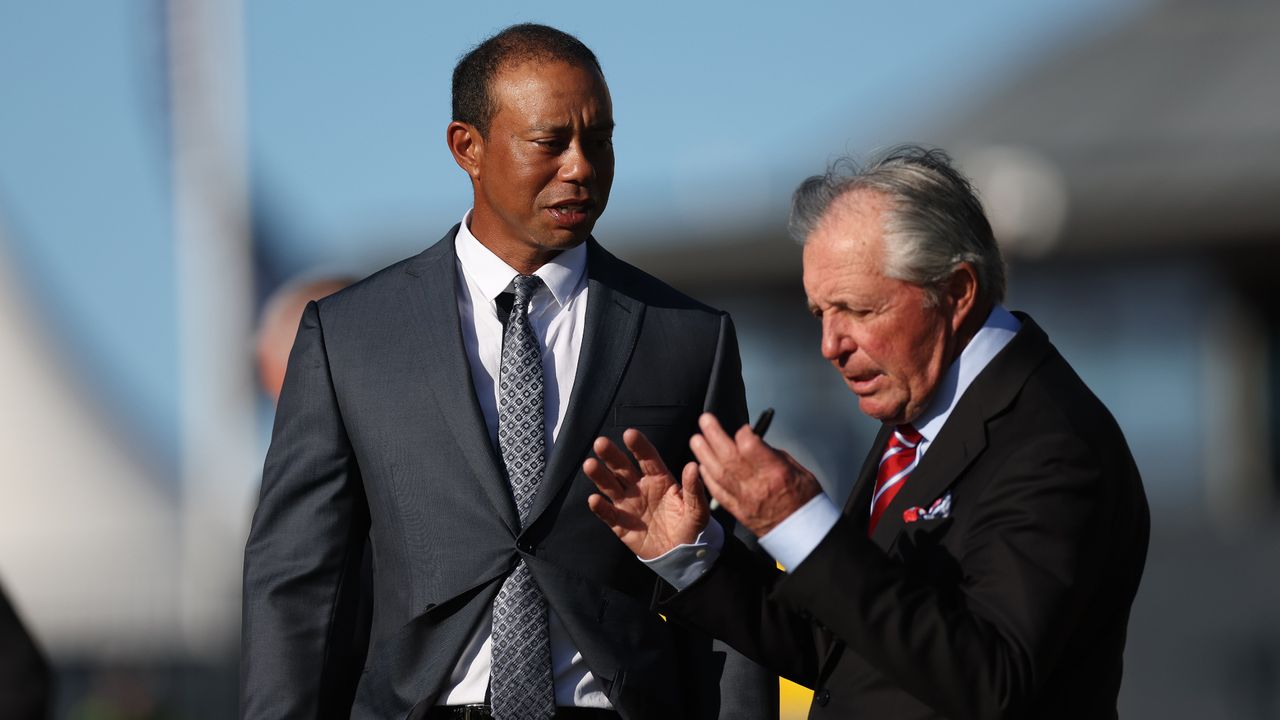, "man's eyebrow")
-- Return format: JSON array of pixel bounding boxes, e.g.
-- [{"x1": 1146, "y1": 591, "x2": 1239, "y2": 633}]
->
[
  {"x1": 525, "y1": 123, "x2": 562, "y2": 134},
  {"x1": 528, "y1": 120, "x2": 615, "y2": 133}
]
